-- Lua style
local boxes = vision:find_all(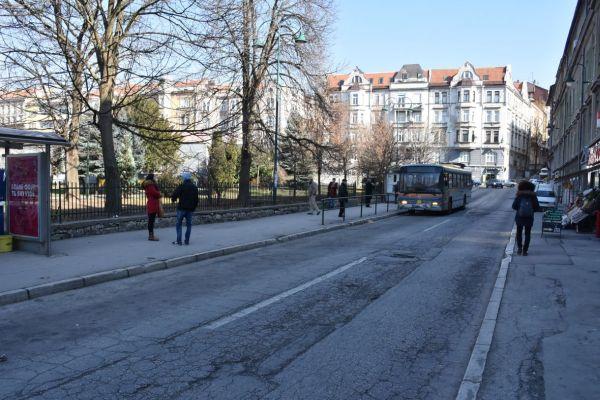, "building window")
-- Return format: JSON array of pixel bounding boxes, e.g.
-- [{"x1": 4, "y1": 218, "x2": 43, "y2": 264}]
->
[
  {"x1": 442, "y1": 110, "x2": 448, "y2": 122},
  {"x1": 463, "y1": 90, "x2": 470, "y2": 102},
  {"x1": 459, "y1": 151, "x2": 470, "y2": 163},
  {"x1": 398, "y1": 96, "x2": 406, "y2": 107},
  {"x1": 463, "y1": 71, "x2": 473, "y2": 79},
  {"x1": 351, "y1": 113, "x2": 358, "y2": 124},
  {"x1": 485, "y1": 152, "x2": 497, "y2": 164},
  {"x1": 494, "y1": 91, "x2": 500, "y2": 103},
  {"x1": 493, "y1": 130, "x2": 499, "y2": 143},
  {"x1": 396, "y1": 111, "x2": 406, "y2": 123},
  {"x1": 412, "y1": 111, "x2": 421, "y2": 122},
  {"x1": 402, "y1": 73, "x2": 408, "y2": 80},
  {"x1": 486, "y1": 130, "x2": 492, "y2": 143},
  {"x1": 375, "y1": 94, "x2": 379, "y2": 105},
  {"x1": 461, "y1": 129, "x2": 469, "y2": 142},
  {"x1": 461, "y1": 109, "x2": 470, "y2": 122},
  {"x1": 494, "y1": 110, "x2": 500, "y2": 122},
  {"x1": 442, "y1": 92, "x2": 447, "y2": 104},
  {"x1": 434, "y1": 110, "x2": 441, "y2": 123},
  {"x1": 483, "y1": 74, "x2": 489, "y2": 80},
  {"x1": 486, "y1": 91, "x2": 492, "y2": 103},
  {"x1": 353, "y1": 76, "x2": 362, "y2": 84},
  {"x1": 352, "y1": 93, "x2": 358, "y2": 105},
  {"x1": 378, "y1": 77, "x2": 384, "y2": 84},
  {"x1": 435, "y1": 92, "x2": 440, "y2": 104},
  {"x1": 486, "y1": 110, "x2": 493, "y2": 122},
  {"x1": 369, "y1": 78, "x2": 373, "y2": 84}
]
